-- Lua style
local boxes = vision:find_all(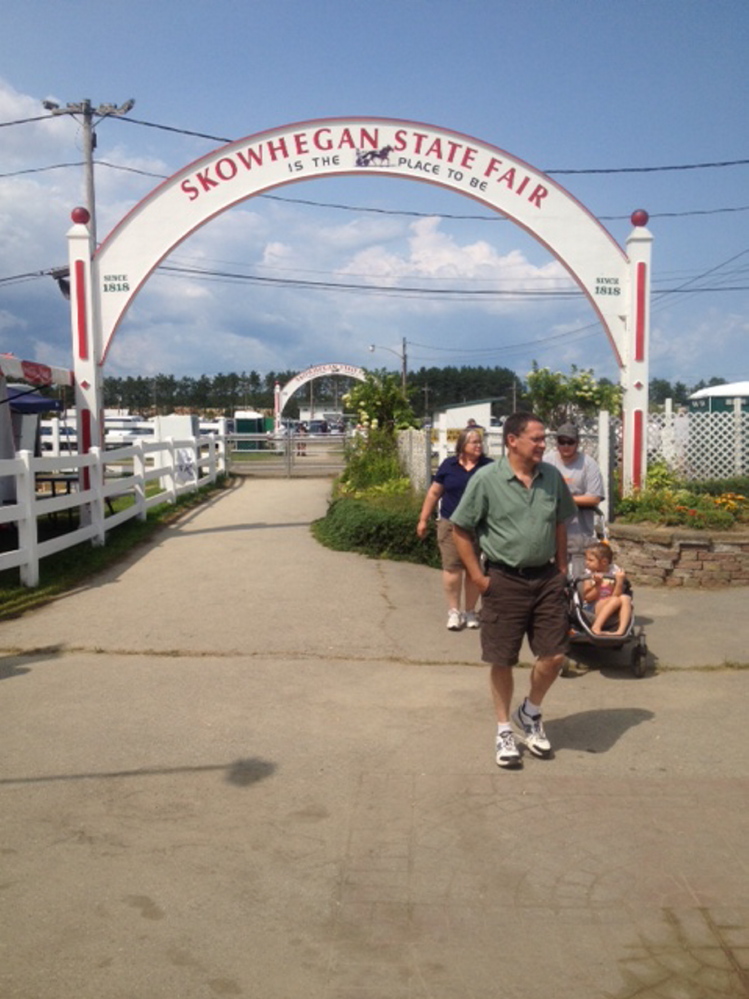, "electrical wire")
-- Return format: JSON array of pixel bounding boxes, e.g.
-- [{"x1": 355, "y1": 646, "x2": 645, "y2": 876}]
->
[
  {"x1": 155, "y1": 263, "x2": 749, "y2": 299},
  {"x1": 3, "y1": 158, "x2": 748, "y2": 224},
  {"x1": 108, "y1": 116, "x2": 749, "y2": 174}
]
